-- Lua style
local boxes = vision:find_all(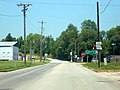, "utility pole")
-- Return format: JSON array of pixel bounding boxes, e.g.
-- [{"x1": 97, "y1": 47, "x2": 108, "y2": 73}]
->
[
  {"x1": 17, "y1": 3, "x2": 32, "y2": 66},
  {"x1": 39, "y1": 20, "x2": 46, "y2": 62},
  {"x1": 30, "y1": 40, "x2": 32, "y2": 61},
  {"x1": 97, "y1": 2, "x2": 101, "y2": 67}
]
